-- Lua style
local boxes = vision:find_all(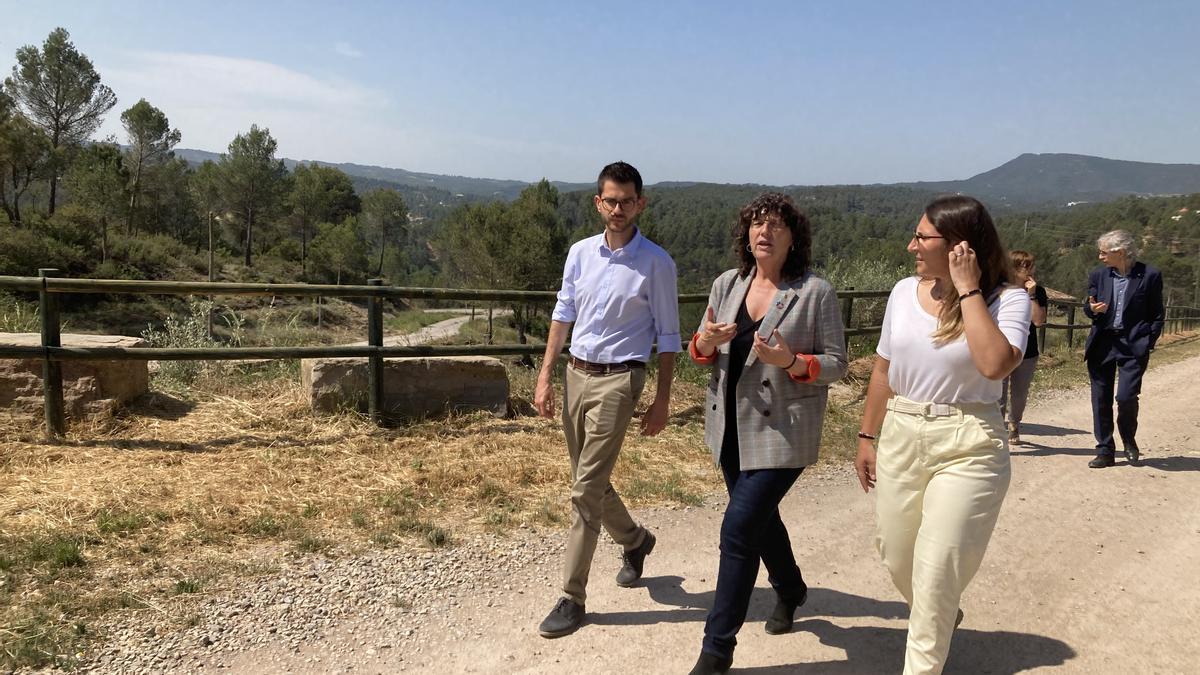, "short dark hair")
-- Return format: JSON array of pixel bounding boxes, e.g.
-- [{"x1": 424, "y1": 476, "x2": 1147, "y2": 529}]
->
[
  {"x1": 597, "y1": 161, "x2": 643, "y2": 196},
  {"x1": 733, "y1": 192, "x2": 811, "y2": 281}
]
